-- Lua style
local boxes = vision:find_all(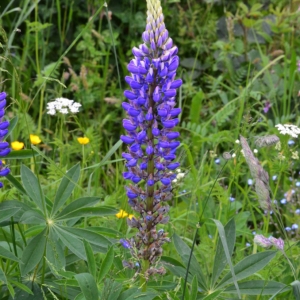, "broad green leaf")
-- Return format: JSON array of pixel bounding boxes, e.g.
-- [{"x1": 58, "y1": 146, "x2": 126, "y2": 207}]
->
[
  {"x1": 0, "y1": 245, "x2": 20, "y2": 262},
  {"x1": 55, "y1": 206, "x2": 118, "y2": 220},
  {"x1": 46, "y1": 229, "x2": 66, "y2": 272},
  {"x1": 53, "y1": 225, "x2": 86, "y2": 260},
  {"x1": 0, "y1": 267, "x2": 7, "y2": 283},
  {"x1": 51, "y1": 163, "x2": 81, "y2": 216},
  {"x1": 217, "y1": 251, "x2": 277, "y2": 288},
  {"x1": 6, "y1": 174, "x2": 27, "y2": 195},
  {"x1": 20, "y1": 228, "x2": 47, "y2": 276},
  {"x1": 190, "y1": 275, "x2": 198, "y2": 300},
  {"x1": 61, "y1": 227, "x2": 112, "y2": 253},
  {"x1": 190, "y1": 90, "x2": 204, "y2": 124},
  {"x1": 224, "y1": 280, "x2": 289, "y2": 295},
  {"x1": 105, "y1": 281, "x2": 123, "y2": 300},
  {"x1": 21, "y1": 165, "x2": 45, "y2": 212},
  {"x1": 292, "y1": 280, "x2": 300, "y2": 300},
  {"x1": 212, "y1": 219, "x2": 240, "y2": 297},
  {"x1": 0, "y1": 207, "x2": 21, "y2": 222},
  {"x1": 12, "y1": 281, "x2": 43, "y2": 299},
  {"x1": 6, "y1": 150, "x2": 38, "y2": 159},
  {"x1": 20, "y1": 210, "x2": 45, "y2": 224},
  {"x1": 98, "y1": 245, "x2": 114, "y2": 283},
  {"x1": 75, "y1": 273, "x2": 99, "y2": 300},
  {"x1": 83, "y1": 240, "x2": 96, "y2": 278},
  {"x1": 212, "y1": 218, "x2": 236, "y2": 286},
  {"x1": 55, "y1": 197, "x2": 100, "y2": 219},
  {"x1": 10, "y1": 280, "x2": 34, "y2": 296},
  {"x1": 173, "y1": 233, "x2": 207, "y2": 290}
]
